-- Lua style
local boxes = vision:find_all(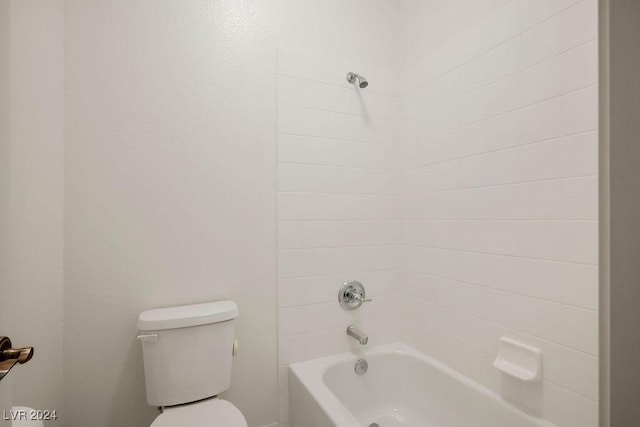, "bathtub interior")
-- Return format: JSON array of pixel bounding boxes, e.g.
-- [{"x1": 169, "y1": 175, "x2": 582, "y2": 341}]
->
[{"x1": 301, "y1": 343, "x2": 556, "y2": 427}]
